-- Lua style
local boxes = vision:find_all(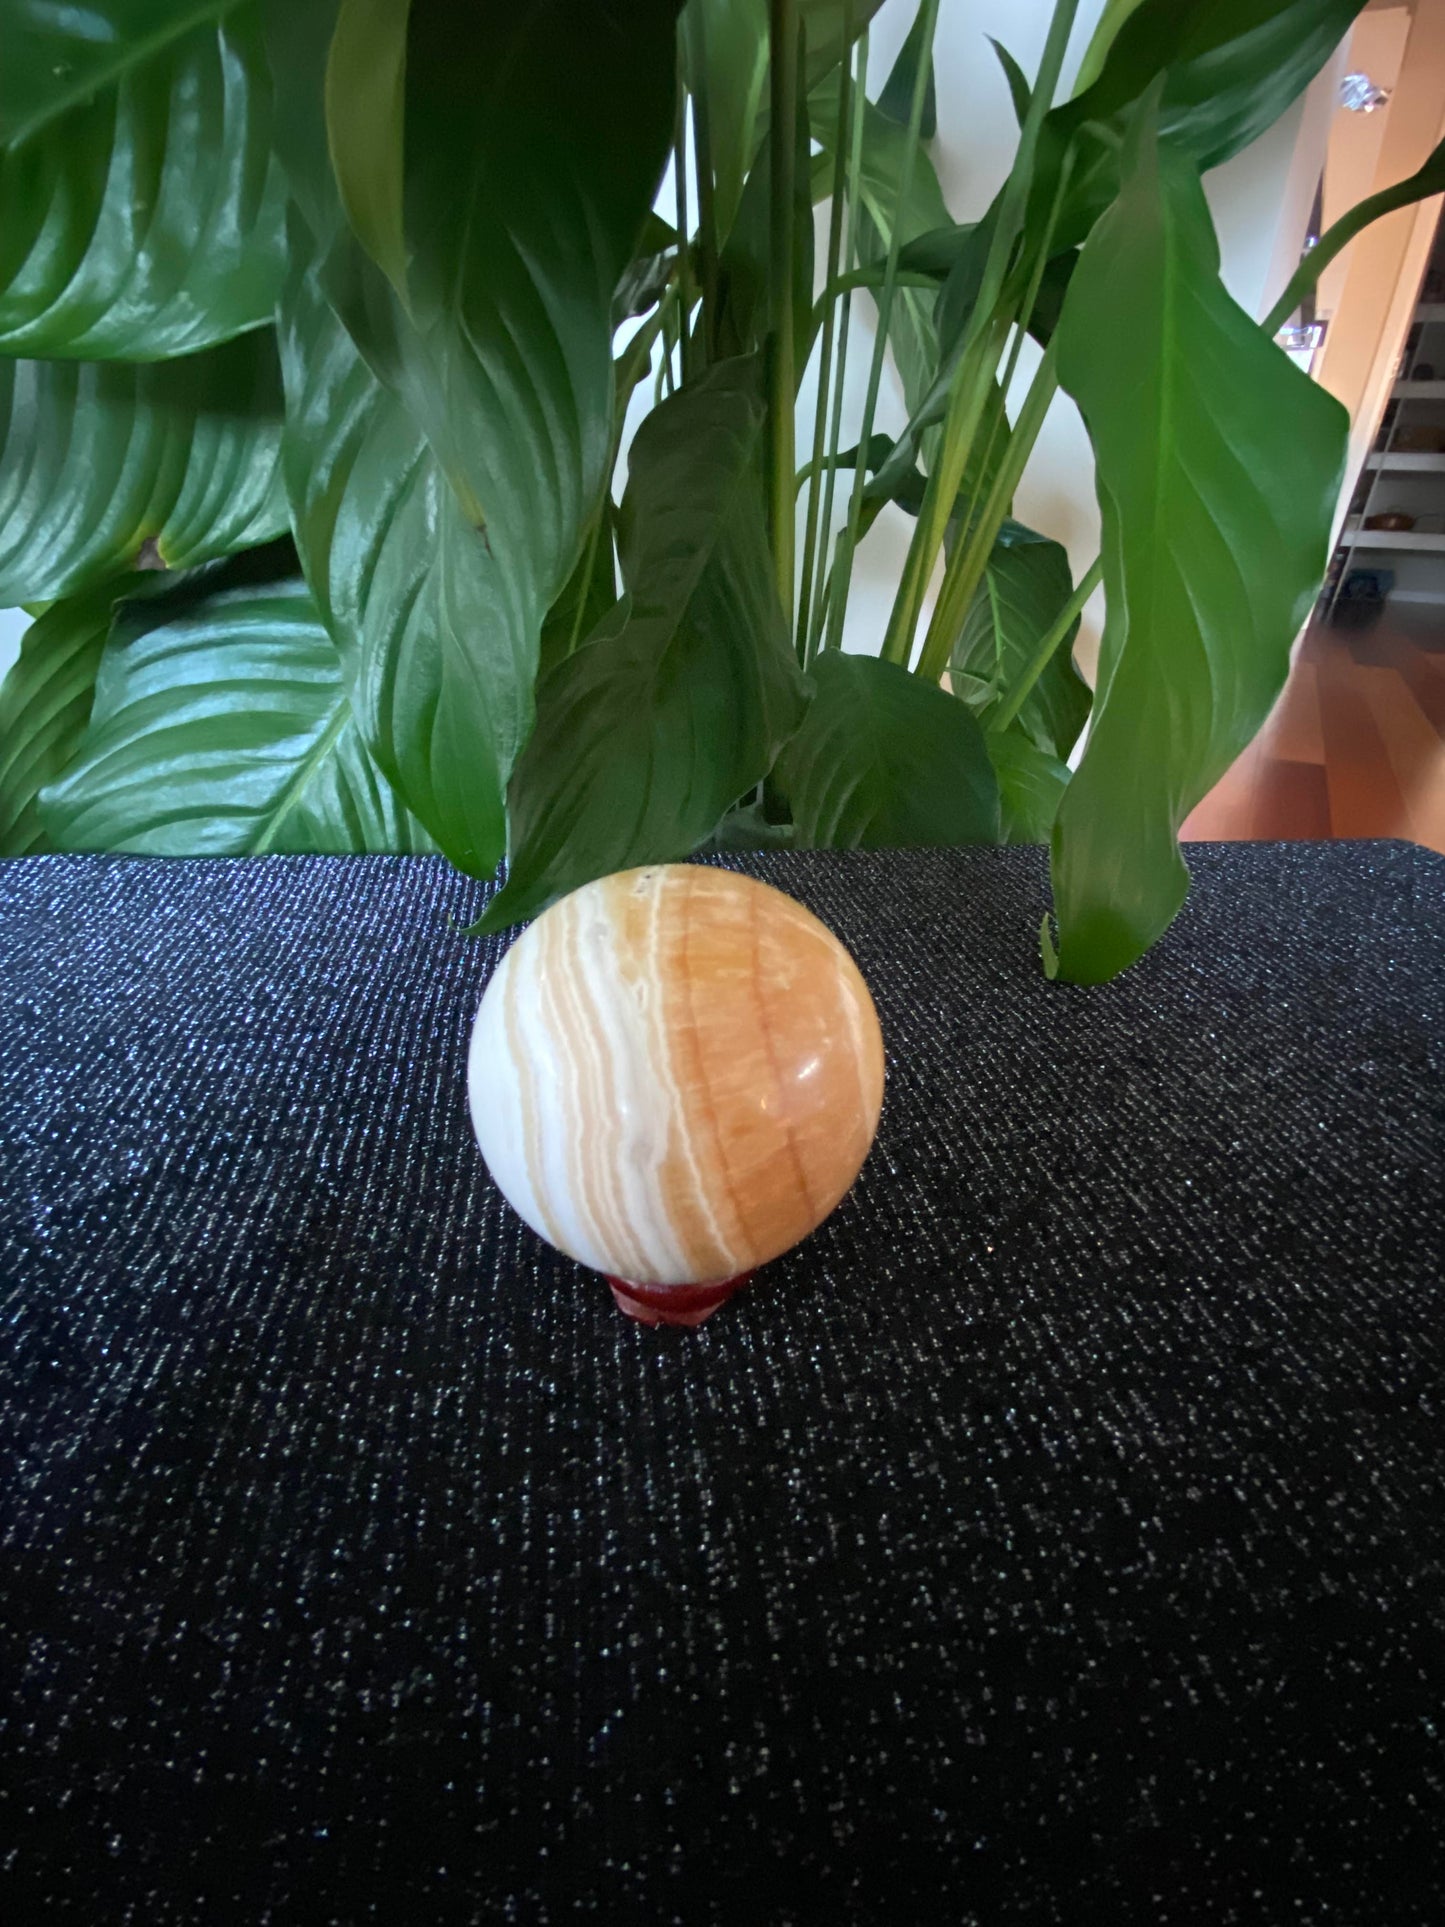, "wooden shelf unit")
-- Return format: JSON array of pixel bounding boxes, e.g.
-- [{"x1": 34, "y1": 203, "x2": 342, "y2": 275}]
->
[
  {"x1": 1327, "y1": 226, "x2": 1445, "y2": 617},
  {"x1": 1344, "y1": 522, "x2": 1445, "y2": 551}
]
